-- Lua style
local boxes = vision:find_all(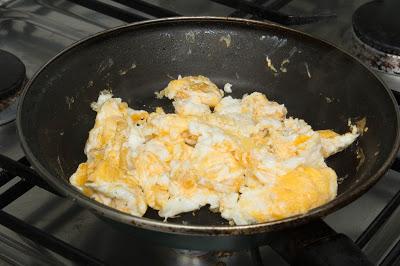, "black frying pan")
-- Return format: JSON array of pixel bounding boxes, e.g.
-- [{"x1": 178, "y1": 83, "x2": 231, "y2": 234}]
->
[{"x1": 2, "y1": 17, "x2": 399, "y2": 265}]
